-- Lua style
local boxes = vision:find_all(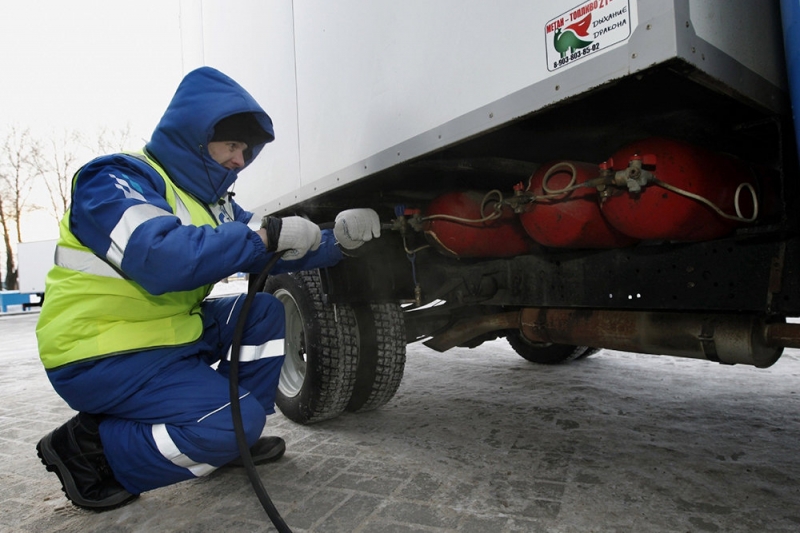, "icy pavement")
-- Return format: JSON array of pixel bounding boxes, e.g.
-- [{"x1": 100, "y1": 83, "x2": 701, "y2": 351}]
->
[{"x1": 2, "y1": 309, "x2": 799, "y2": 532}]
